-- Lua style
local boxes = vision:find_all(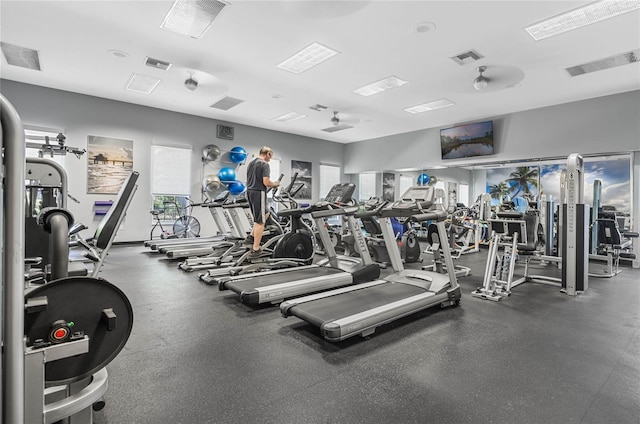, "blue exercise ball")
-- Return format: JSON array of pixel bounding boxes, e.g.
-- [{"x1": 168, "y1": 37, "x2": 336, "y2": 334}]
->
[
  {"x1": 417, "y1": 173, "x2": 430, "y2": 186},
  {"x1": 229, "y1": 146, "x2": 248, "y2": 164},
  {"x1": 228, "y1": 181, "x2": 246, "y2": 195},
  {"x1": 218, "y1": 167, "x2": 236, "y2": 182}
]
